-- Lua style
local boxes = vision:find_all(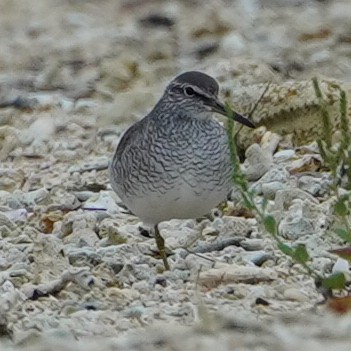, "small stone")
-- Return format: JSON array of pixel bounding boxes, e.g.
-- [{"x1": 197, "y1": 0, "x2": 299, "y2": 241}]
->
[
  {"x1": 251, "y1": 168, "x2": 290, "y2": 194},
  {"x1": 240, "y1": 239, "x2": 265, "y2": 251},
  {"x1": 20, "y1": 116, "x2": 56, "y2": 146},
  {"x1": 68, "y1": 157, "x2": 109, "y2": 173},
  {"x1": 288, "y1": 154, "x2": 322, "y2": 174},
  {"x1": 274, "y1": 188, "x2": 319, "y2": 209},
  {"x1": 74, "y1": 99, "x2": 98, "y2": 112},
  {"x1": 243, "y1": 144, "x2": 274, "y2": 181},
  {"x1": 261, "y1": 181, "x2": 287, "y2": 199},
  {"x1": 273, "y1": 149, "x2": 295, "y2": 162},
  {"x1": 0, "y1": 169, "x2": 25, "y2": 192},
  {"x1": 310, "y1": 50, "x2": 331, "y2": 64},
  {"x1": 82, "y1": 191, "x2": 120, "y2": 215},
  {"x1": 277, "y1": 198, "x2": 322, "y2": 239},
  {"x1": 73, "y1": 191, "x2": 96, "y2": 202},
  {"x1": 220, "y1": 32, "x2": 246, "y2": 55},
  {"x1": 2, "y1": 209, "x2": 28, "y2": 223},
  {"x1": 332, "y1": 258, "x2": 350, "y2": 274},
  {"x1": 64, "y1": 228, "x2": 99, "y2": 247},
  {"x1": 298, "y1": 175, "x2": 331, "y2": 196},
  {"x1": 13, "y1": 188, "x2": 49, "y2": 207},
  {"x1": 198, "y1": 264, "x2": 277, "y2": 288},
  {"x1": 260, "y1": 131, "x2": 281, "y2": 155},
  {"x1": 283, "y1": 288, "x2": 309, "y2": 302},
  {"x1": 255, "y1": 297, "x2": 270, "y2": 306},
  {"x1": 240, "y1": 251, "x2": 271, "y2": 266}
]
